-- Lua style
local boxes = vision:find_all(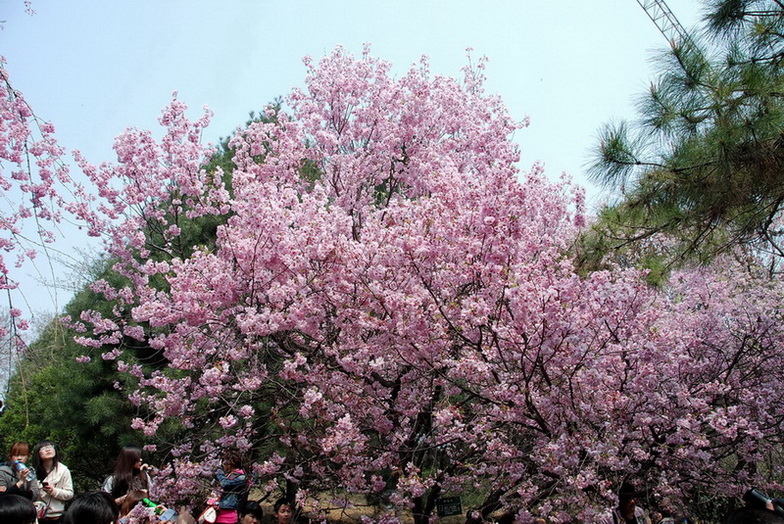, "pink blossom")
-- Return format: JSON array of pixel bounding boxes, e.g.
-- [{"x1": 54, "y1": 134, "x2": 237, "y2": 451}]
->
[
  {"x1": 53, "y1": 46, "x2": 784, "y2": 519},
  {"x1": 218, "y1": 415, "x2": 238, "y2": 429}
]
